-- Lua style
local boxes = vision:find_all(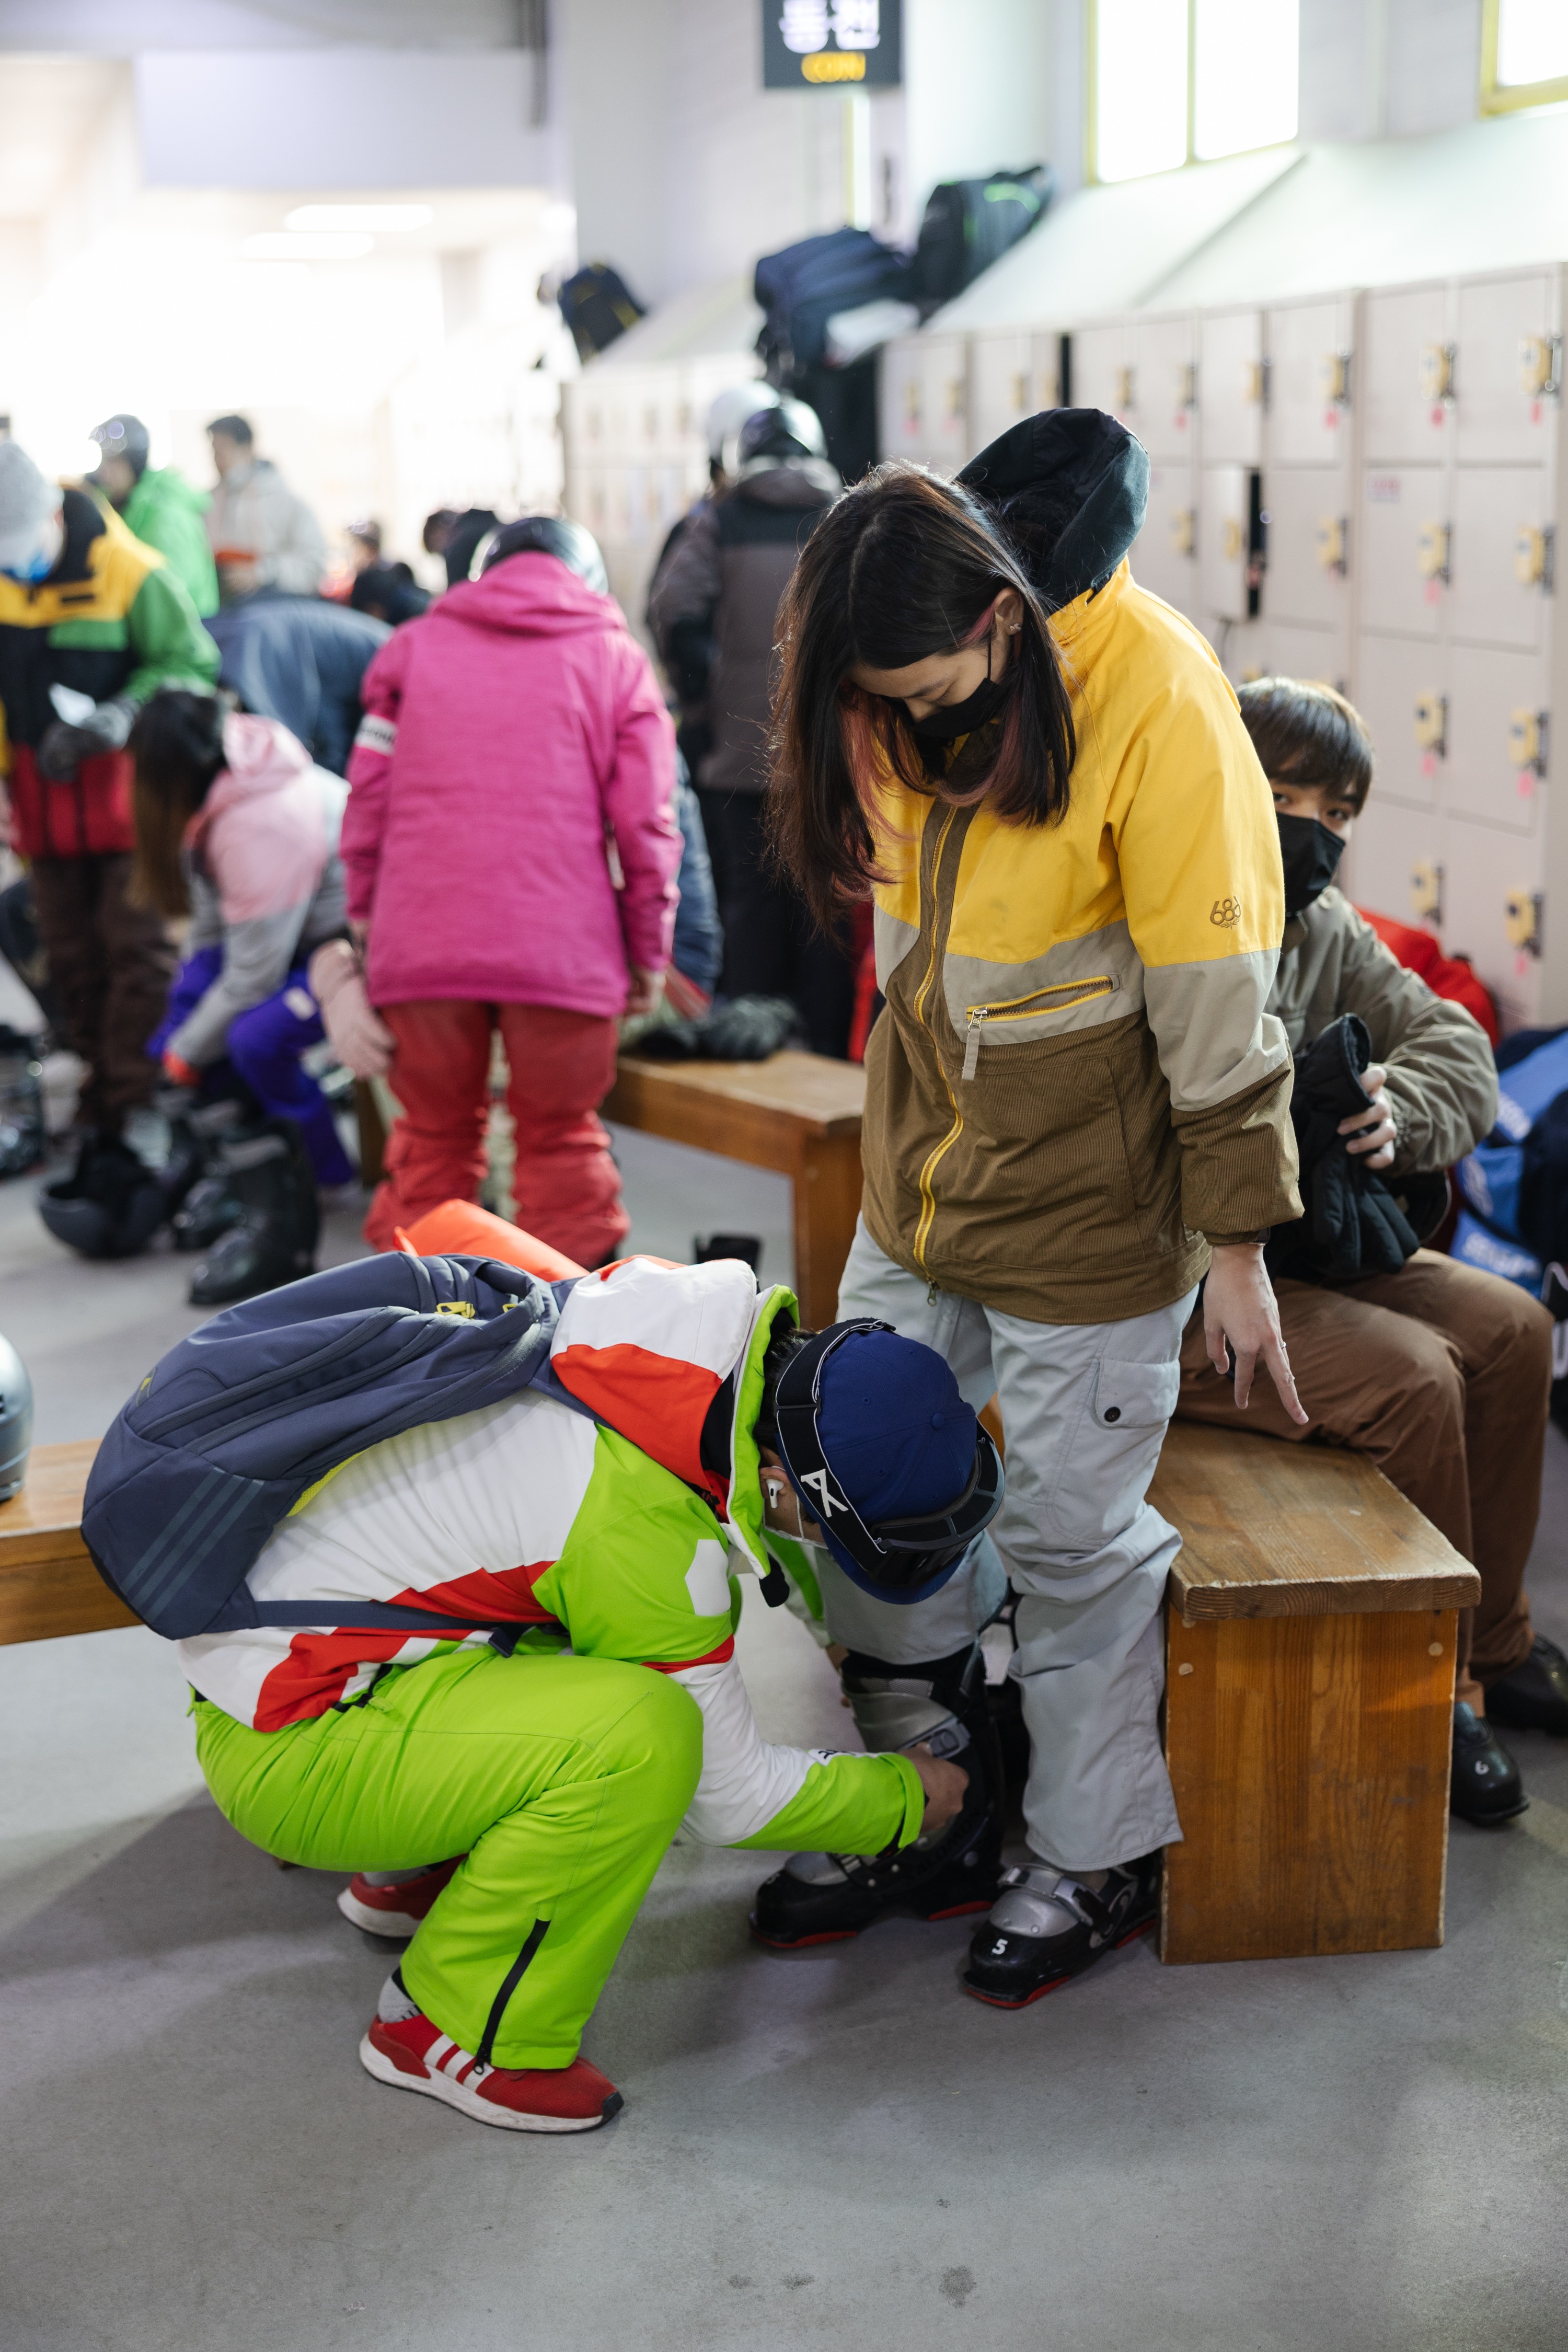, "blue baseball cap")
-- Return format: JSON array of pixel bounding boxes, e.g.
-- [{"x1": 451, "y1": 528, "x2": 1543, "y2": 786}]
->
[{"x1": 774, "y1": 1322, "x2": 1004, "y2": 1605}]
